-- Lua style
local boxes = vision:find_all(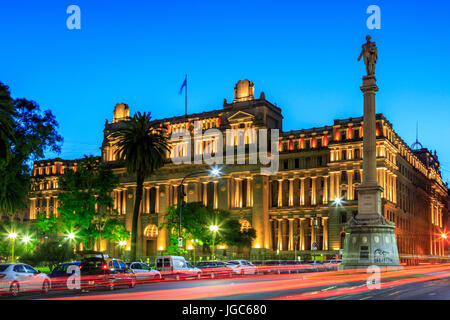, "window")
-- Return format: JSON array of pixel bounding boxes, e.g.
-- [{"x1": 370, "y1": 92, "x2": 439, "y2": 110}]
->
[
  {"x1": 156, "y1": 259, "x2": 163, "y2": 268},
  {"x1": 24, "y1": 265, "x2": 37, "y2": 273},
  {"x1": 113, "y1": 260, "x2": 120, "y2": 269},
  {"x1": 318, "y1": 156, "x2": 323, "y2": 167},
  {"x1": 164, "y1": 258, "x2": 170, "y2": 267},
  {"x1": 317, "y1": 139, "x2": 322, "y2": 148},
  {"x1": 283, "y1": 160, "x2": 289, "y2": 170},
  {"x1": 342, "y1": 150, "x2": 347, "y2": 160},
  {"x1": 341, "y1": 130, "x2": 347, "y2": 140},
  {"x1": 13, "y1": 265, "x2": 26, "y2": 273},
  {"x1": 305, "y1": 140, "x2": 310, "y2": 149},
  {"x1": 118, "y1": 261, "x2": 127, "y2": 269},
  {"x1": 354, "y1": 129, "x2": 360, "y2": 139},
  {"x1": 294, "y1": 159, "x2": 300, "y2": 169}
]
